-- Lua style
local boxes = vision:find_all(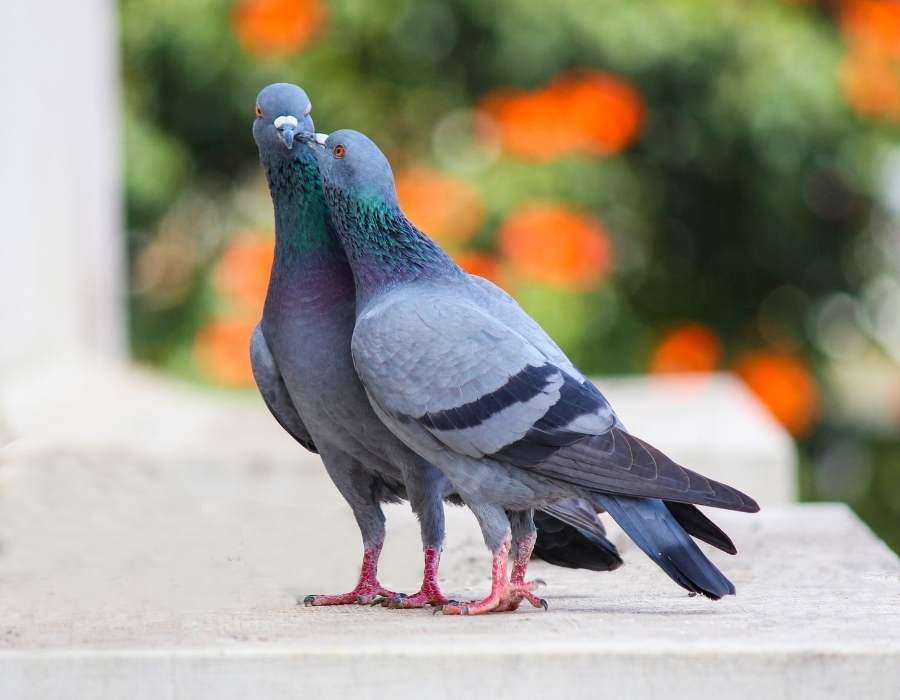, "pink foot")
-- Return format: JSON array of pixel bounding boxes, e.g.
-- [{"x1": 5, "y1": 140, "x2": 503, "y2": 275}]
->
[
  {"x1": 441, "y1": 580, "x2": 546, "y2": 615},
  {"x1": 303, "y1": 544, "x2": 397, "y2": 606},
  {"x1": 385, "y1": 547, "x2": 449, "y2": 608},
  {"x1": 440, "y1": 537, "x2": 548, "y2": 616},
  {"x1": 497, "y1": 532, "x2": 545, "y2": 612}
]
